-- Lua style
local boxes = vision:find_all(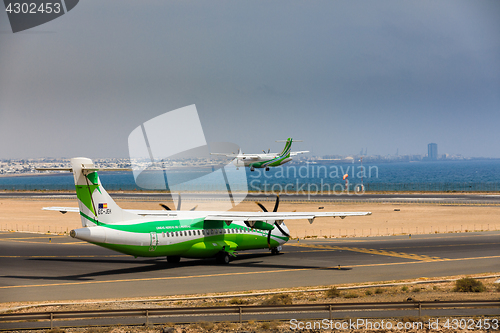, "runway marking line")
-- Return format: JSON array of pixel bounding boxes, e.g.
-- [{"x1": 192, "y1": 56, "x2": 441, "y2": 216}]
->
[
  {"x1": 0, "y1": 238, "x2": 87, "y2": 245},
  {"x1": 0, "y1": 236, "x2": 67, "y2": 240},
  {"x1": 288, "y1": 243, "x2": 442, "y2": 261},
  {"x1": 379, "y1": 242, "x2": 498, "y2": 250},
  {"x1": 0, "y1": 255, "x2": 127, "y2": 258},
  {"x1": 1, "y1": 255, "x2": 499, "y2": 290},
  {"x1": 300, "y1": 232, "x2": 500, "y2": 244}
]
